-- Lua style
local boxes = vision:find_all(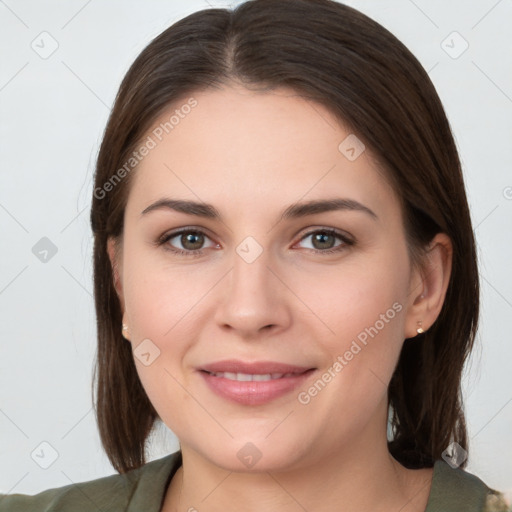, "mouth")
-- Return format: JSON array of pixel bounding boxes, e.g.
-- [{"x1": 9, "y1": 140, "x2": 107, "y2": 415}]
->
[
  {"x1": 201, "y1": 370, "x2": 308, "y2": 381},
  {"x1": 197, "y1": 360, "x2": 316, "y2": 405}
]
